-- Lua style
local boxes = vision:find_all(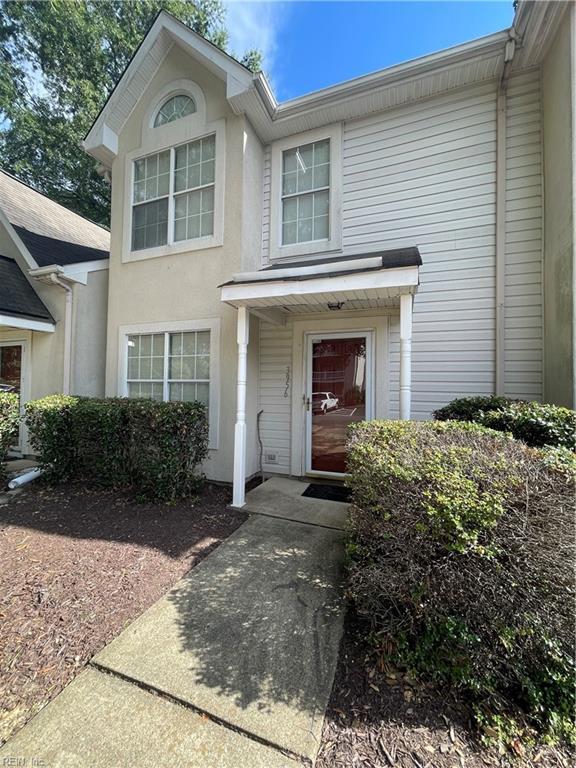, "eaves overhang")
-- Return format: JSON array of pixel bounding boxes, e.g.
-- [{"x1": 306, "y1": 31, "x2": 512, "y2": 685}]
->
[
  {"x1": 83, "y1": 0, "x2": 568, "y2": 161},
  {"x1": 233, "y1": 29, "x2": 512, "y2": 142},
  {"x1": 83, "y1": 10, "x2": 254, "y2": 166}
]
